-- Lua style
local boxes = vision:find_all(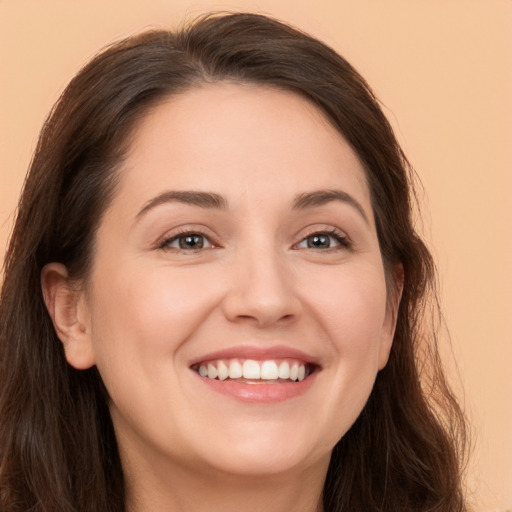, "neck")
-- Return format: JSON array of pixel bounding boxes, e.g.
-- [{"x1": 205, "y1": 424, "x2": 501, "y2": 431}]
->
[{"x1": 124, "y1": 449, "x2": 328, "y2": 512}]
